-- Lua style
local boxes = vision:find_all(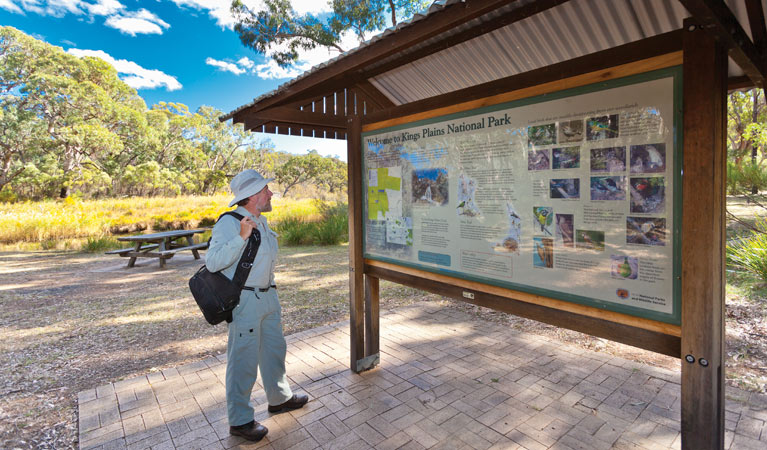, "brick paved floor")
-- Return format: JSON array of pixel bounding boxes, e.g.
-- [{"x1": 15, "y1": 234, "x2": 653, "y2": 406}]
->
[{"x1": 77, "y1": 303, "x2": 767, "y2": 450}]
